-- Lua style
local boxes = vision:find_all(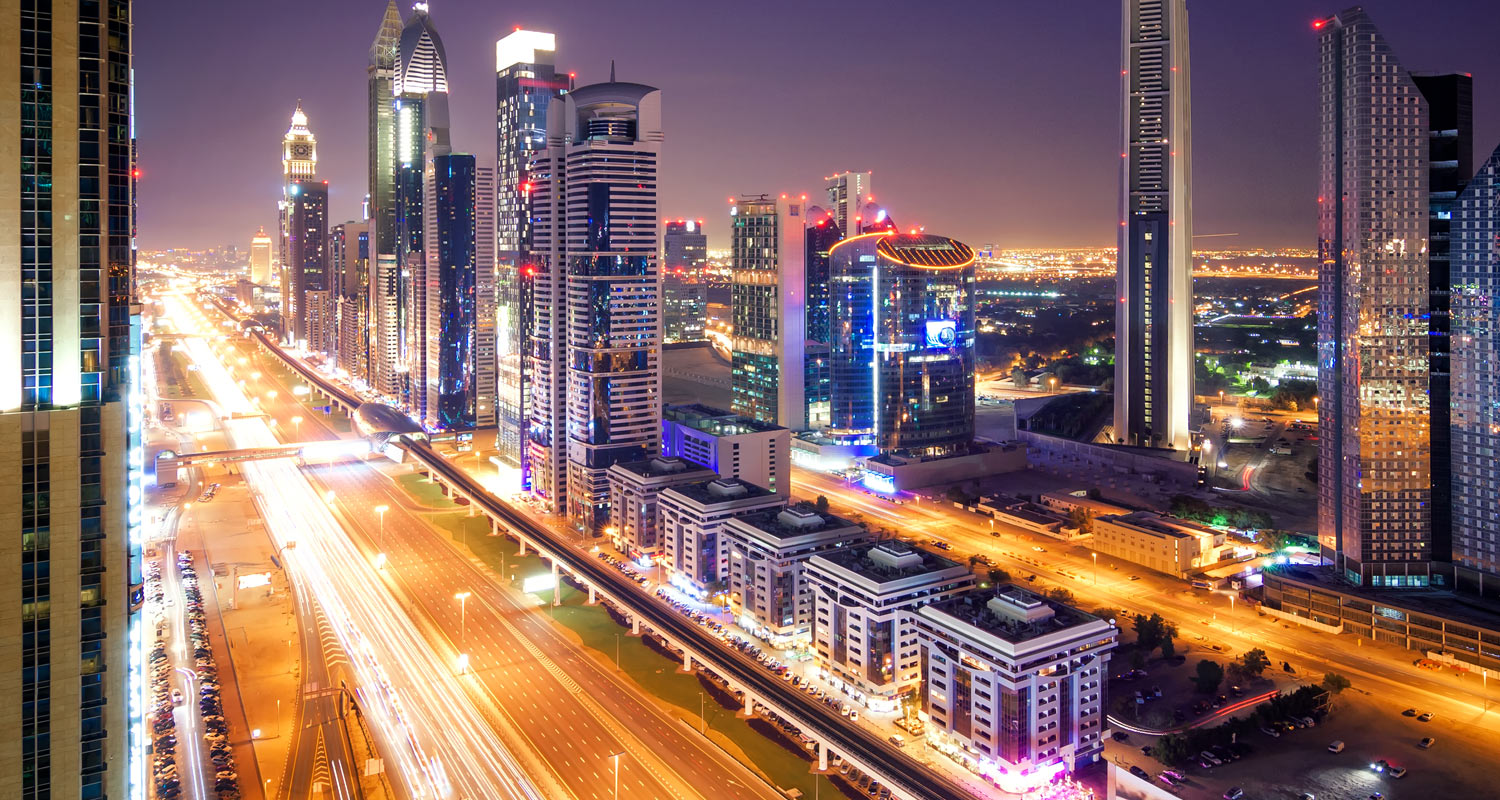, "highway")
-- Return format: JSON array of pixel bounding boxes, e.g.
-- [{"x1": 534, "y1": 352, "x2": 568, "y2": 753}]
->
[{"x1": 163, "y1": 291, "x2": 549, "y2": 800}]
